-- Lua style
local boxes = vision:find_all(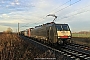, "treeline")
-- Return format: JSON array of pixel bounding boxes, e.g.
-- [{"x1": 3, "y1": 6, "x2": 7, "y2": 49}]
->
[{"x1": 73, "y1": 31, "x2": 90, "y2": 34}]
